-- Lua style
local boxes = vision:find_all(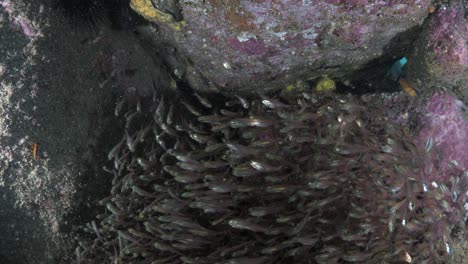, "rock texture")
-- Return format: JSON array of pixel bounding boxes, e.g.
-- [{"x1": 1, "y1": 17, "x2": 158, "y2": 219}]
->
[
  {"x1": 132, "y1": 0, "x2": 432, "y2": 93},
  {"x1": 406, "y1": 0, "x2": 468, "y2": 100}
]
